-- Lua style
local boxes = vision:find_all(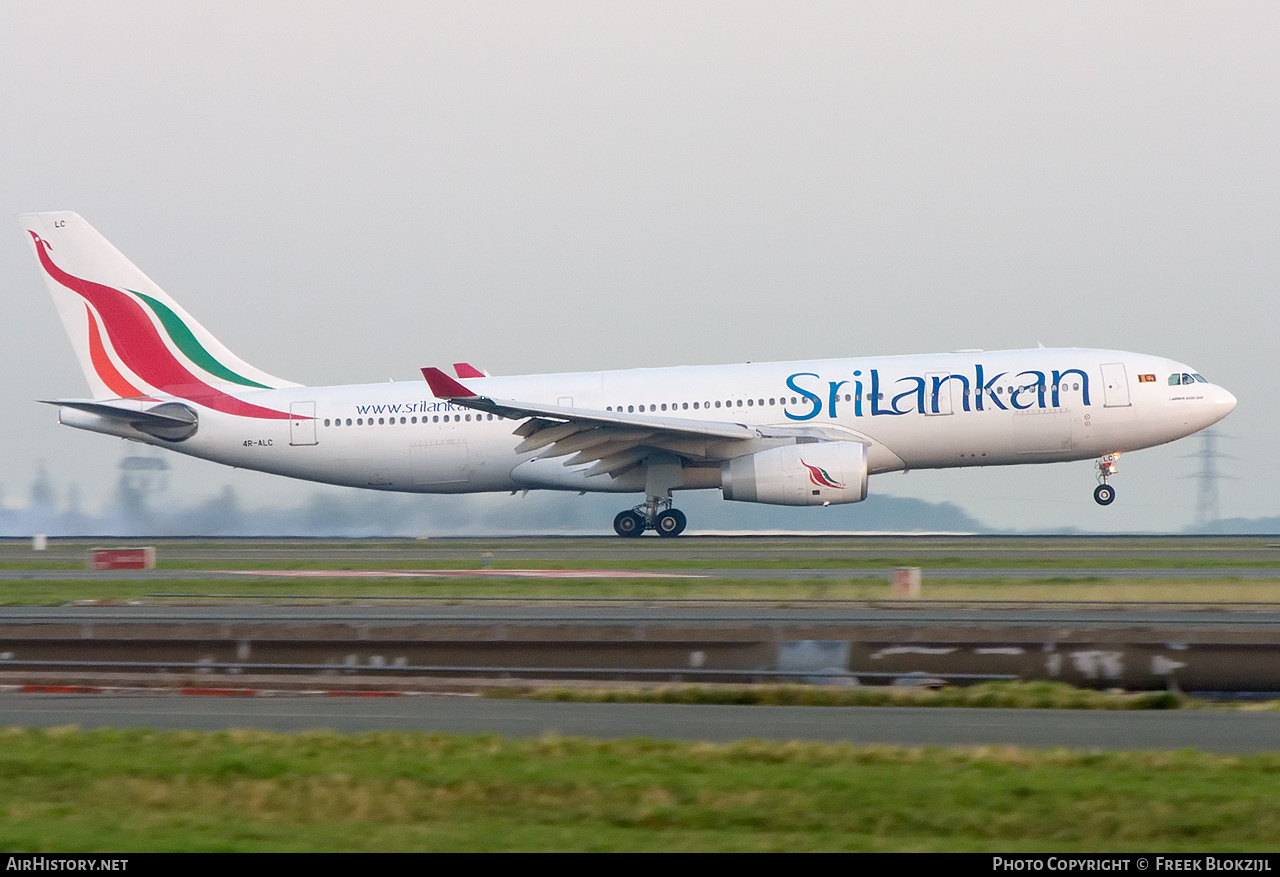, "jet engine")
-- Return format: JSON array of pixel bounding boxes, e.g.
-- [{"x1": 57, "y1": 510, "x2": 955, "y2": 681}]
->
[{"x1": 720, "y1": 441, "x2": 868, "y2": 506}]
